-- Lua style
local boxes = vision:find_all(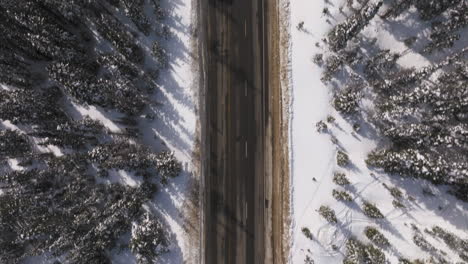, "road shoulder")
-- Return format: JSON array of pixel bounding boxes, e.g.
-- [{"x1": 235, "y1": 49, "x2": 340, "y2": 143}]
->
[{"x1": 265, "y1": 0, "x2": 292, "y2": 263}]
